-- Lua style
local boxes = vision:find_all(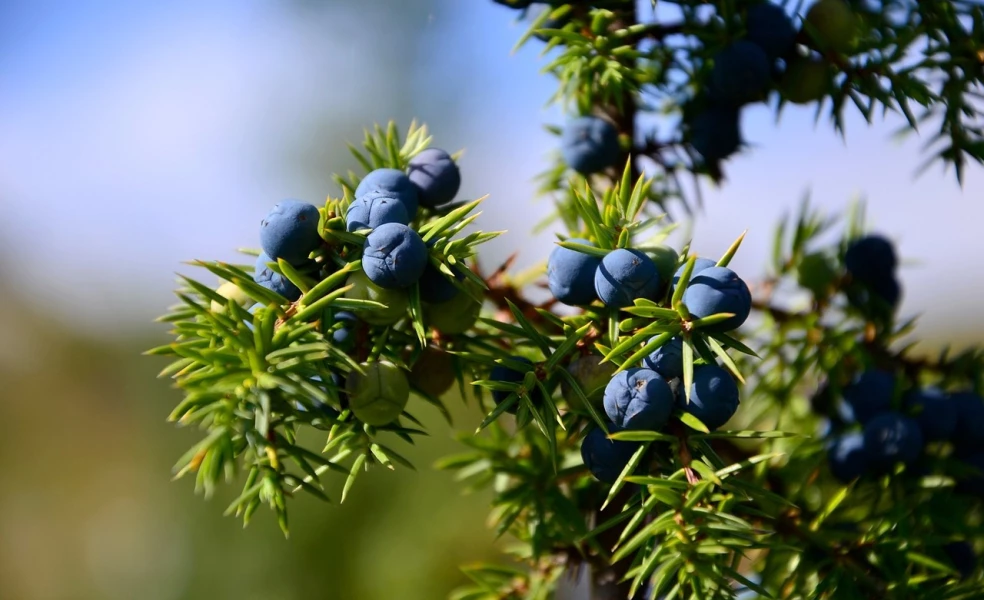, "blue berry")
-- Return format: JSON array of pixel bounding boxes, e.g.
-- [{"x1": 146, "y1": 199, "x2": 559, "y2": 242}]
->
[
  {"x1": 331, "y1": 311, "x2": 358, "y2": 349},
  {"x1": 951, "y1": 391, "x2": 984, "y2": 450},
  {"x1": 862, "y1": 412, "x2": 924, "y2": 469},
  {"x1": 355, "y1": 168, "x2": 419, "y2": 218},
  {"x1": 362, "y1": 223, "x2": 428, "y2": 289},
  {"x1": 827, "y1": 432, "x2": 869, "y2": 482},
  {"x1": 253, "y1": 253, "x2": 301, "y2": 301},
  {"x1": 845, "y1": 235, "x2": 897, "y2": 283},
  {"x1": 259, "y1": 199, "x2": 321, "y2": 265},
  {"x1": 490, "y1": 357, "x2": 537, "y2": 414},
  {"x1": 547, "y1": 238, "x2": 601, "y2": 306},
  {"x1": 643, "y1": 336, "x2": 684, "y2": 380},
  {"x1": 561, "y1": 116, "x2": 620, "y2": 175},
  {"x1": 594, "y1": 248, "x2": 661, "y2": 308},
  {"x1": 345, "y1": 191, "x2": 410, "y2": 232},
  {"x1": 842, "y1": 369, "x2": 895, "y2": 425},
  {"x1": 691, "y1": 106, "x2": 741, "y2": 161},
  {"x1": 408, "y1": 148, "x2": 461, "y2": 208},
  {"x1": 868, "y1": 273, "x2": 902, "y2": 307},
  {"x1": 418, "y1": 262, "x2": 464, "y2": 304},
  {"x1": 672, "y1": 257, "x2": 717, "y2": 287},
  {"x1": 680, "y1": 365, "x2": 740, "y2": 430},
  {"x1": 904, "y1": 387, "x2": 956, "y2": 441},
  {"x1": 681, "y1": 266, "x2": 752, "y2": 332},
  {"x1": 746, "y1": 3, "x2": 796, "y2": 59},
  {"x1": 710, "y1": 41, "x2": 772, "y2": 106},
  {"x1": 603, "y1": 368, "x2": 675, "y2": 431},
  {"x1": 580, "y1": 423, "x2": 640, "y2": 483}
]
